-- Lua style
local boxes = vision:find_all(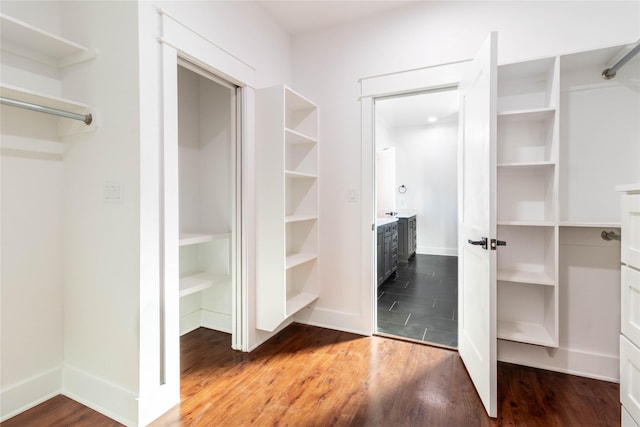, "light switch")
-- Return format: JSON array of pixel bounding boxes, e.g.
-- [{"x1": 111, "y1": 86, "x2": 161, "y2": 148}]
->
[
  {"x1": 103, "y1": 181, "x2": 124, "y2": 202},
  {"x1": 348, "y1": 189, "x2": 359, "y2": 203}
]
